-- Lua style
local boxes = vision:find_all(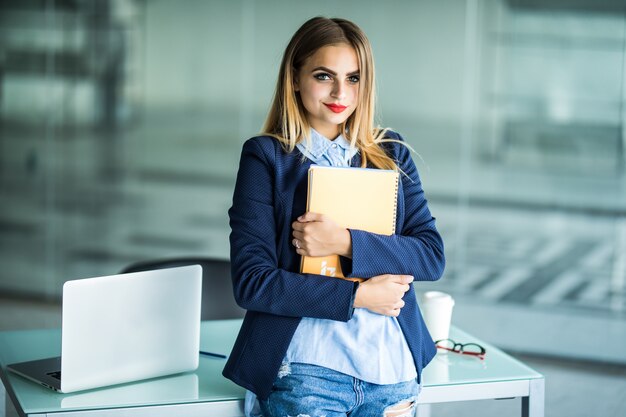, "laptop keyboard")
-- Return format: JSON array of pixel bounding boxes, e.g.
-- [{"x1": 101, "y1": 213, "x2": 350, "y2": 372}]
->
[{"x1": 47, "y1": 371, "x2": 61, "y2": 380}]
